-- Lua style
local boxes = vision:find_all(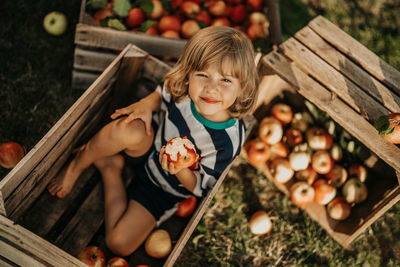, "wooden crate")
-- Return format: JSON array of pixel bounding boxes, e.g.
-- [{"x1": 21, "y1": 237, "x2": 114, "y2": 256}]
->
[
  {"x1": 0, "y1": 44, "x2": 255, "y2": 266},
  {"x1": 251, "y1": 15, "x2": 400, "y2": 249}
]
